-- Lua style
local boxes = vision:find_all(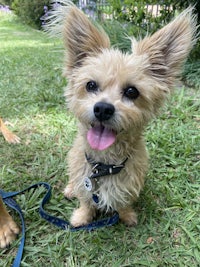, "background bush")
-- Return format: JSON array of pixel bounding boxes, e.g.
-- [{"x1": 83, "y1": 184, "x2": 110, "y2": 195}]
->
[
  {"x1": 11, "y1": 0, "x2": 51, "y2": 28},
  {"x1": 106, "y1": 0, "x2": 199, "y2": 59},
  {"x1": 0, "y1": 0, "x2": 12, "y2": 5},
  {"x1": 107, "y1": 0, "x2": 175, "y2": 32}
]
